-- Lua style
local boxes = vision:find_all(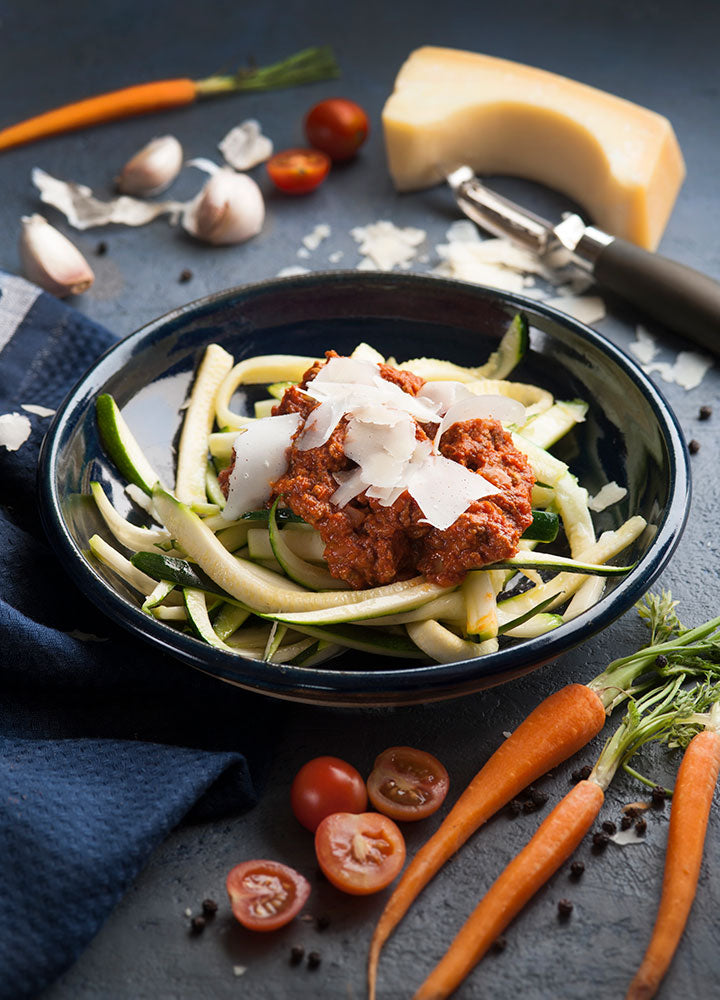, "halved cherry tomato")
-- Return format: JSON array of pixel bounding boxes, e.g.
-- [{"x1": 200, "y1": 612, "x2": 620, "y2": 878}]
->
[
  {"x1": 291, "y1": 755, "x2": 367, "y2": 832},
  {"x1": 314, "y1": 812, "x2": 405, "y2": 895},
  {"x1": 266, "y1": 148, "x2": 331, "y2": 194},
  {"x1": 226, "y1": 860, "x2": 310, "y2": 931},
  {"x1": 366, "y1": 746, "x2": 449, "y2": 822},
  {"x1": 304, "y1": 98, "x2": 369, "y2": 162}
]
